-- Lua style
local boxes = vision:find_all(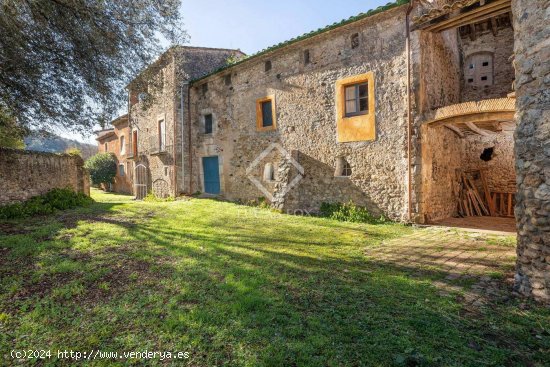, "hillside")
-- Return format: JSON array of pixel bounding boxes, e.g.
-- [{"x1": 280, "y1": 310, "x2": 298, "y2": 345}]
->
[{"x1": 24, "y1": 131, "x2": 97, "y2": 160}]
